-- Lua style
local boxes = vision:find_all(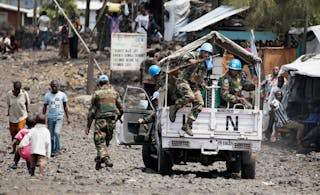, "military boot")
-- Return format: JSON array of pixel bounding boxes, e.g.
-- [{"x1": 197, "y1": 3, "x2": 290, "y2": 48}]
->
[
  {"x1": 102, "y1": 157, "x2": 113, "y2": 168},
  {"x1": 95, "y1": 156, "x2": 102, "y2": 170},
  {"x1": 181, "y1": 123, "x2": 193, "y2": 136},
  {"x1": 169, "y1": 105, "x2": 177, "y2": 122}
]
